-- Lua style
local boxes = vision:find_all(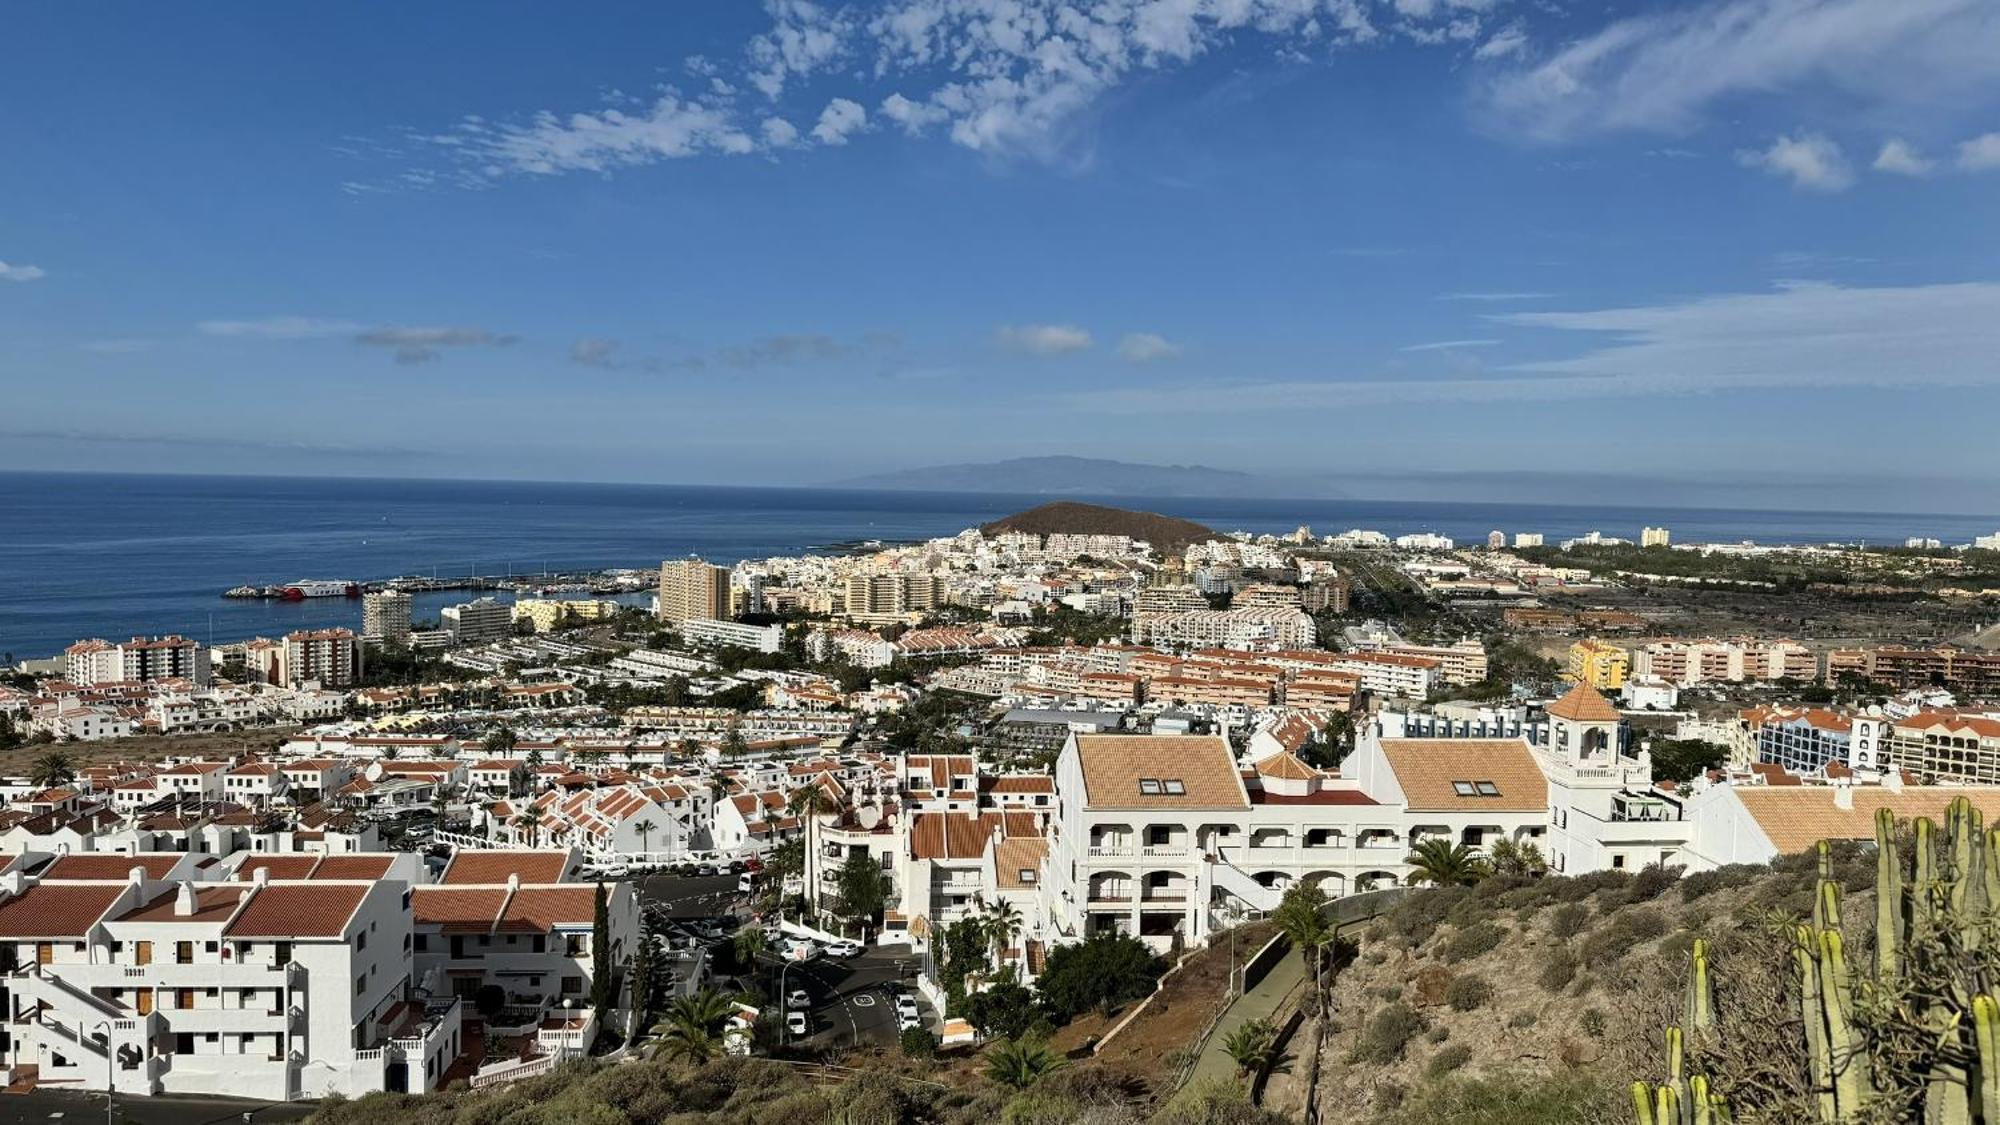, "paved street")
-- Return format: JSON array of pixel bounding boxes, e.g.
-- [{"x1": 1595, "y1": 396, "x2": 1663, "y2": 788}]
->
[
  {"x1": 0, "y1": 1090, "x2": 312, "y2": 1125},
  {"x1": 634, "y1": 872, "x2": 745, "y2": 920},
  {"x1": 764, "y1": 949, "x2": 932, "y2": 1052}
]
